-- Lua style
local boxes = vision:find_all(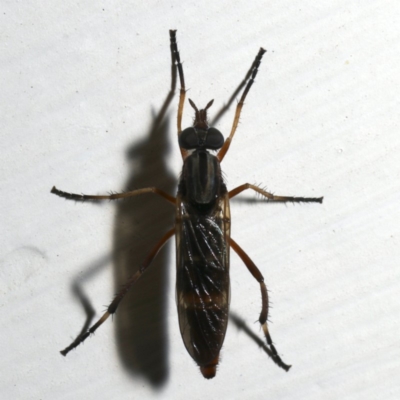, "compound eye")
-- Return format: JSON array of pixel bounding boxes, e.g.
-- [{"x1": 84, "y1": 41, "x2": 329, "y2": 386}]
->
[
  {"x1": 205, "y1": 128, "x2": 224, "y2": 149},
  {"x1": 179, "y1": 127, "x2": 198, "y2": 149}
]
